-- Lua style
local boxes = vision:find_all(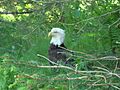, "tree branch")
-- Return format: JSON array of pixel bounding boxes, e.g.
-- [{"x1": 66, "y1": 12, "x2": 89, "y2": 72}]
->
[
  {"x1": 16, "y1": 74, "x2": 120, "y2": 87},
  {"x1": 6, "y1": 60, "x2": 120, "y2": 79},
  {"x1": 0, "y1": 10, "x2": 35, "y2": 15}
]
